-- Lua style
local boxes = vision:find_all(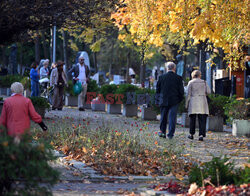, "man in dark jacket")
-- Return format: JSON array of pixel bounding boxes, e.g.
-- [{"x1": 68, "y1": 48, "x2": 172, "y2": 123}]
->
[
  {"x1": 68, "y1": 56, "x2": 90, "y2": 111},
  {"x1": 156, "y1": 62, "x2": 184, "y2": 139}
]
